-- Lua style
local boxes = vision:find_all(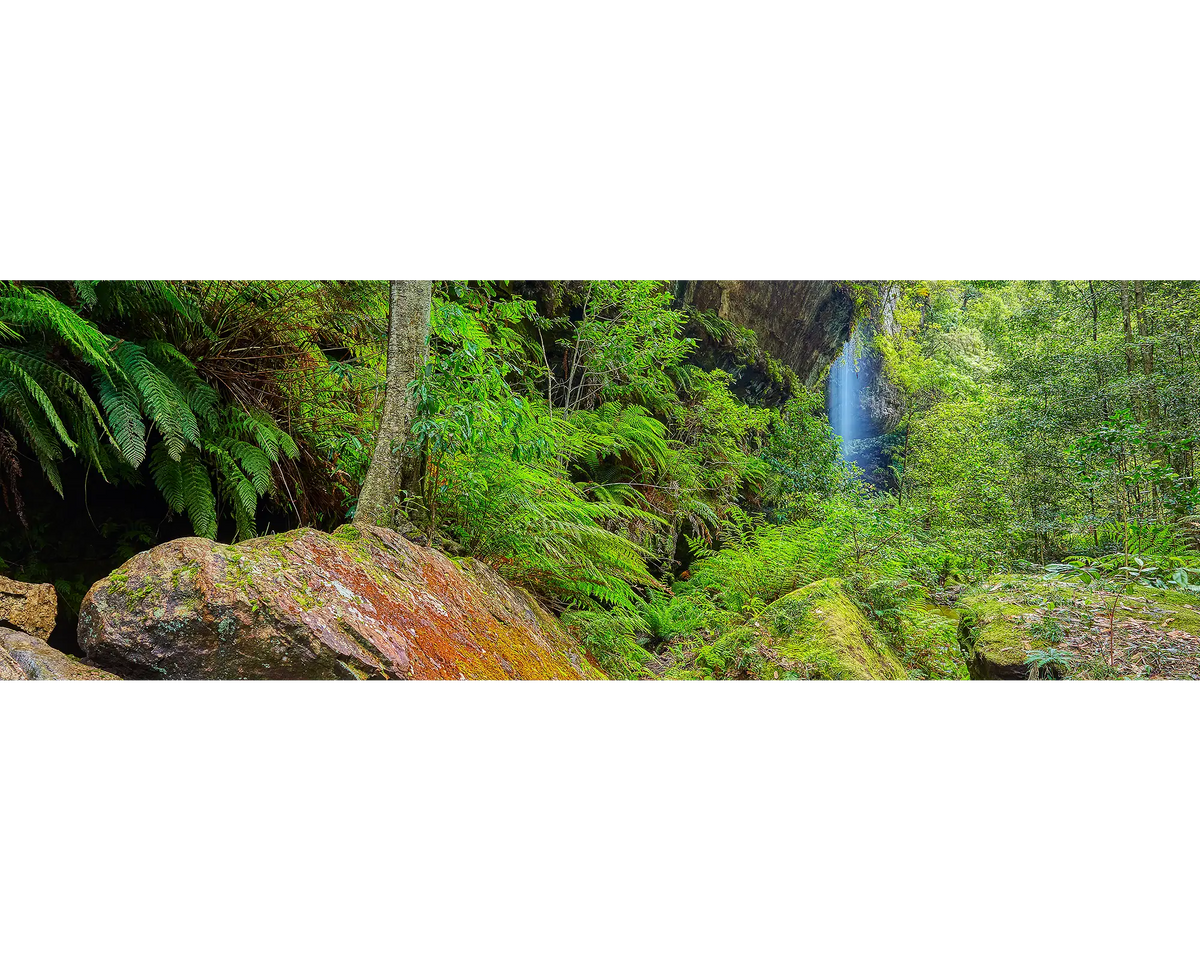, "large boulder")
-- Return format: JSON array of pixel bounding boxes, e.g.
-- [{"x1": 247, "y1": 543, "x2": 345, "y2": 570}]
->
[
  {"x1": 755, "y1": 578, "x2": 907, "y2": 680},
  {"x1": 79, "y1": 525, "x2": 606, "y2": 680},
  {"x1": 0, "y1": 574, "x2": 57, "y2": 640},
  {"x1": 0, "y1": 627, "x2": 118, "y2": 680}
]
